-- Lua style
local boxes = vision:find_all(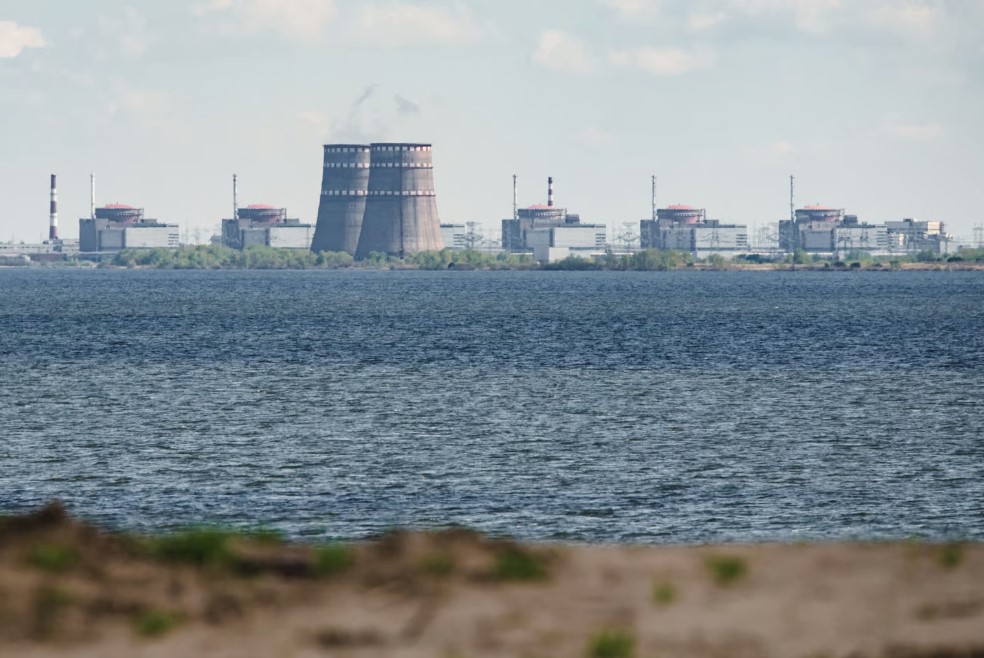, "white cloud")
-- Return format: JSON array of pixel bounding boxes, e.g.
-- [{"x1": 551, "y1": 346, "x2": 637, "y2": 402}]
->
[
  {"x1": 688, "y1": 10, "x2": 728, "y2": 32},
  {"x1": 884, "y1": 119, "x2": 942, "y2": 141},
  {"x1": 866, "y1": 3, "x2": 939, "y2": 39},
  {"x1": 609, "y1": 46, "x2": 713, "y2": 75},
  {"x1": 533, "y1": 30, "x2": 598, "y2": 75},
  {"x1": 599, "y1": 0, "x2": 661, "y2": 21},
  {"x1": 98, "y1": 8, "x2": 152, "y2": 58},
  {"x1": 105, "y1": 85, "x2": 170, "y2": 116},
  {"x1": 297, "y1": 111, "x2": 332, "y2": 136},
  {"x1": 353, "y1": 4, "x2": 487, "y2": 47},
  {"x1": 194, "y1": 0, "x2": 337, "y2": 40},
  {"x1": 0, "y1": 21, "x2": 46, "y2": 58}
]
